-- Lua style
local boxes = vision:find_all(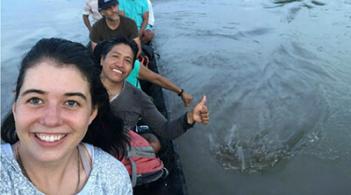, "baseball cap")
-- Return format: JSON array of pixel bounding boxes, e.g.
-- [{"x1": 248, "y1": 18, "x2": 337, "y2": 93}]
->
[{"x1": 98, "y1": 0, "x2": 118, "y2": 11}]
